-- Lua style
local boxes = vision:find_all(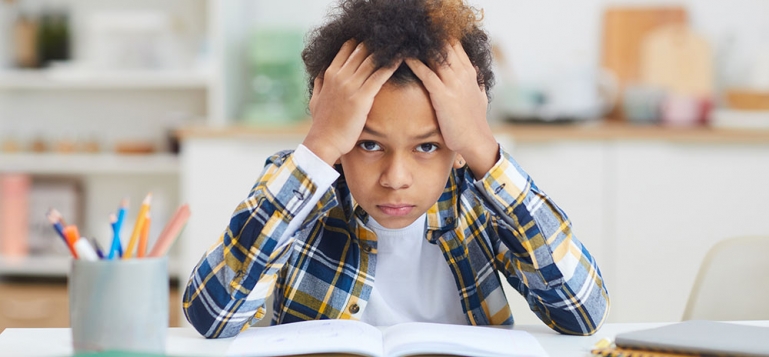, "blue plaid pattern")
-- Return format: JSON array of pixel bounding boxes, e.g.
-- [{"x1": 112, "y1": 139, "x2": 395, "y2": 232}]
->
[{"x1": 183, "y1": 147, "x2": 610, "y2": 338}]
